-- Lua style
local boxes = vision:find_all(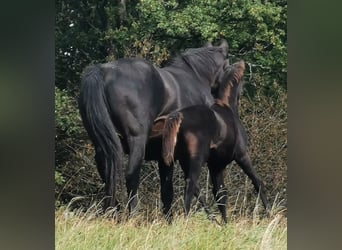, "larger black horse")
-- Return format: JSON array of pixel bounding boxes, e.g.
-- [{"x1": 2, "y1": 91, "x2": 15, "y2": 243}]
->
[{"x1": 78, "y1": 41, "x2": 228, "y2": 216}]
